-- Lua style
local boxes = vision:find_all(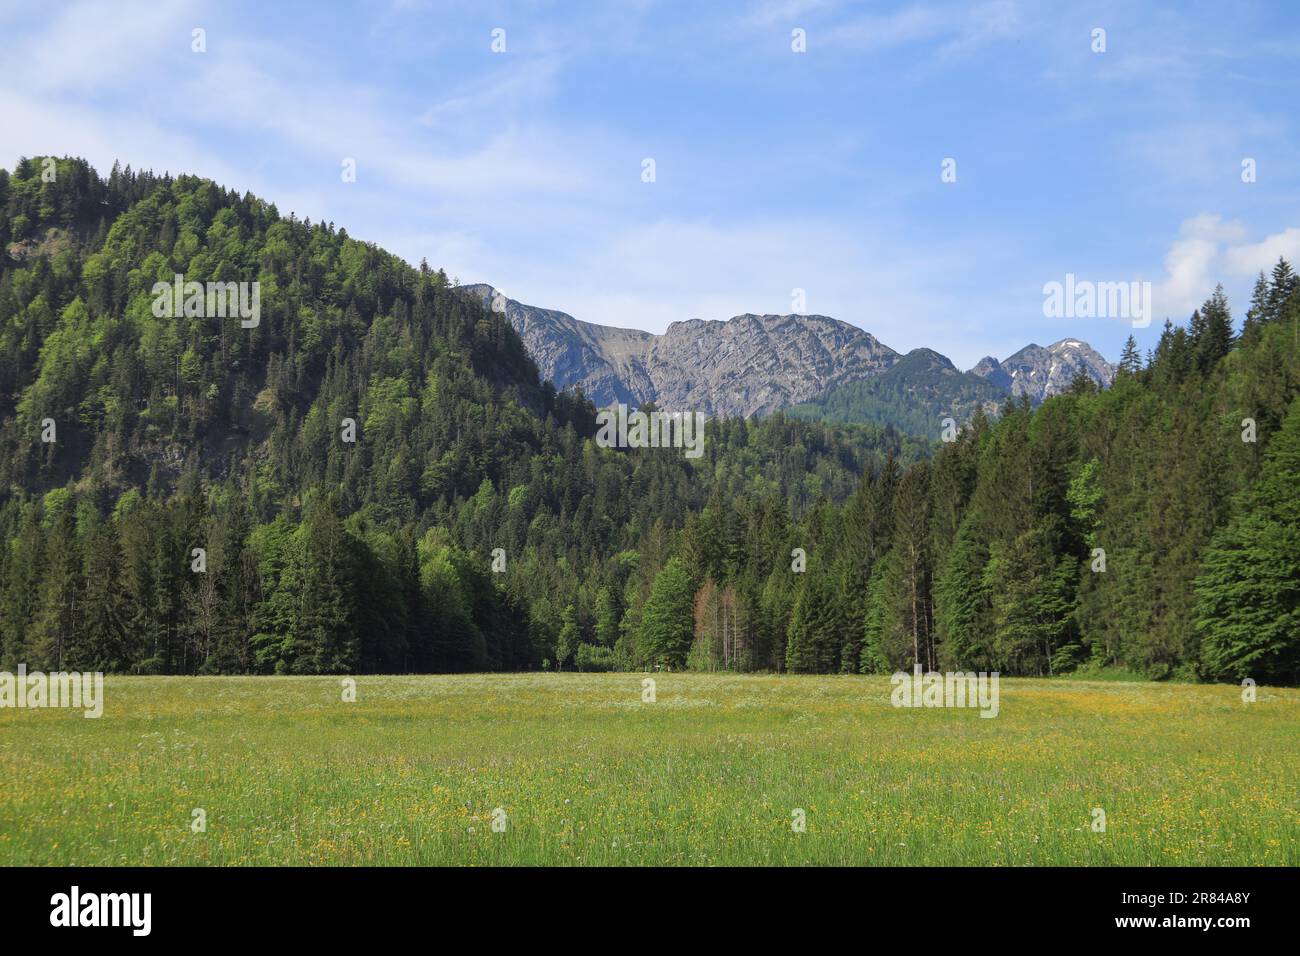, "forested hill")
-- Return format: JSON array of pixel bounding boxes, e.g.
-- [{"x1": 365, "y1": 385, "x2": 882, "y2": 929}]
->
[
  {"x1": 0, "y1": 157, "x2": 925, "y2": 676},
  {"x1": 1, "y1": 158, "x2": 1297, "y2": 684},
  {"x1": 785, "y1": 347, "x2": 1009, "y2": 434}
]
